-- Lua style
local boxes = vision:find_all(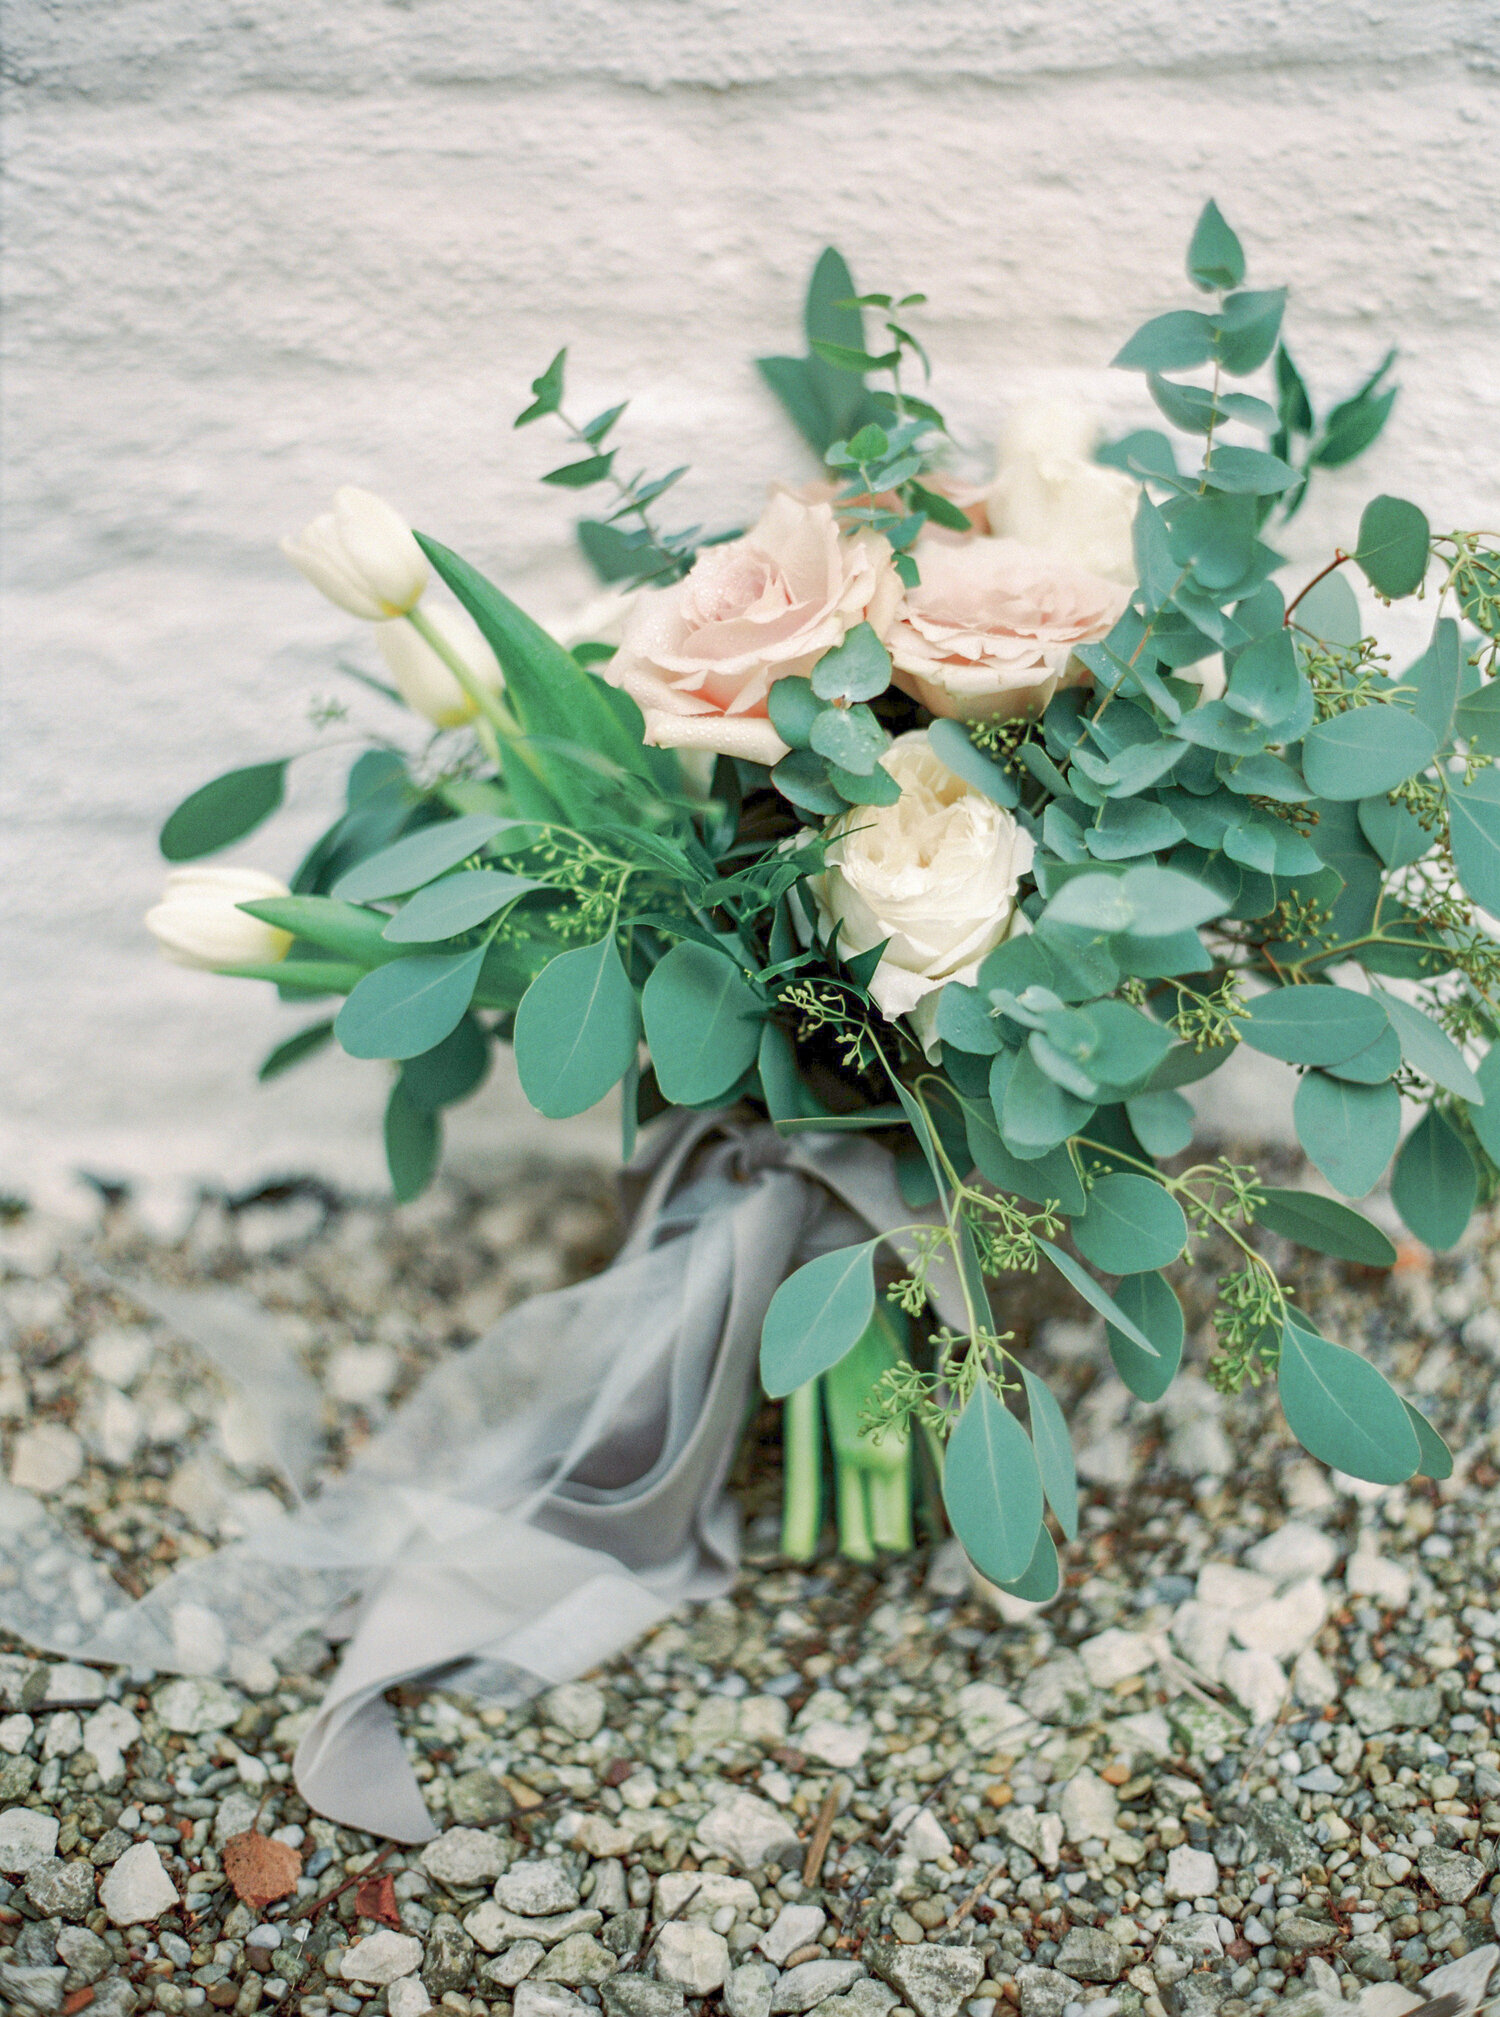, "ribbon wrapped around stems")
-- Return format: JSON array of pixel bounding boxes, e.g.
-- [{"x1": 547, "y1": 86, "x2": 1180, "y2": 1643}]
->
[{"x1": 0, "y1": 1115, "x2": 964, "y2": 1842}]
